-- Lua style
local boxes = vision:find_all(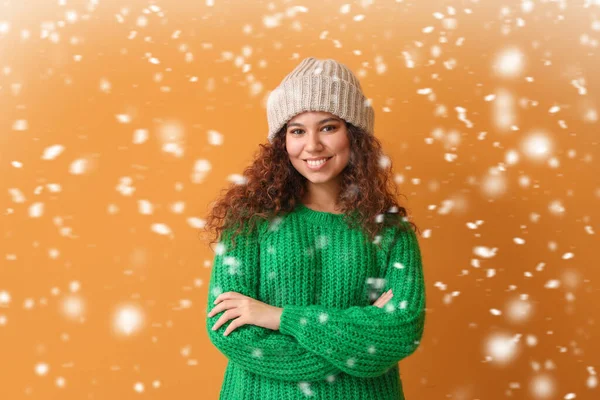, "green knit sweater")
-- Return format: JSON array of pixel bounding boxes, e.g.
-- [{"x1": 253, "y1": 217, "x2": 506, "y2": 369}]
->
[{"x1": 206, "y1": 203, "x2": 426, "y2": 399}]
